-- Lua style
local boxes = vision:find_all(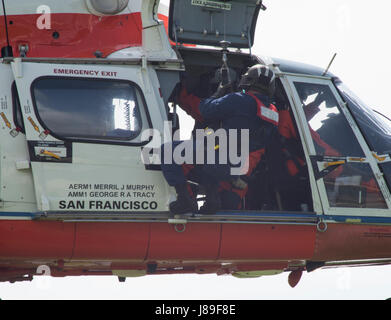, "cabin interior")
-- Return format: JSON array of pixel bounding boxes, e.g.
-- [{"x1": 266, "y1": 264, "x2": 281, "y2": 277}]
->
[{"x1": 169, "y1": 47, "x2": 314, "y2": 213}]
